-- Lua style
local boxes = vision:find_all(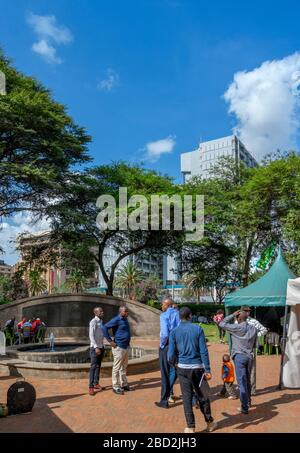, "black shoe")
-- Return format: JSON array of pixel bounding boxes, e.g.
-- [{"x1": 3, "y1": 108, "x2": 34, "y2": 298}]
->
[
  {"x1": 113, "y1": 387, "x2": 124, "y2": 395},
  {"x1": 237, "y1": 407, "x2": 249, "y2": 414},
  {"x1": 155, "y1": 401, "x2": 169, "y2": 409},
  {"x1": 122, "y1": 385, "x2": 131, "y2": 391}
]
